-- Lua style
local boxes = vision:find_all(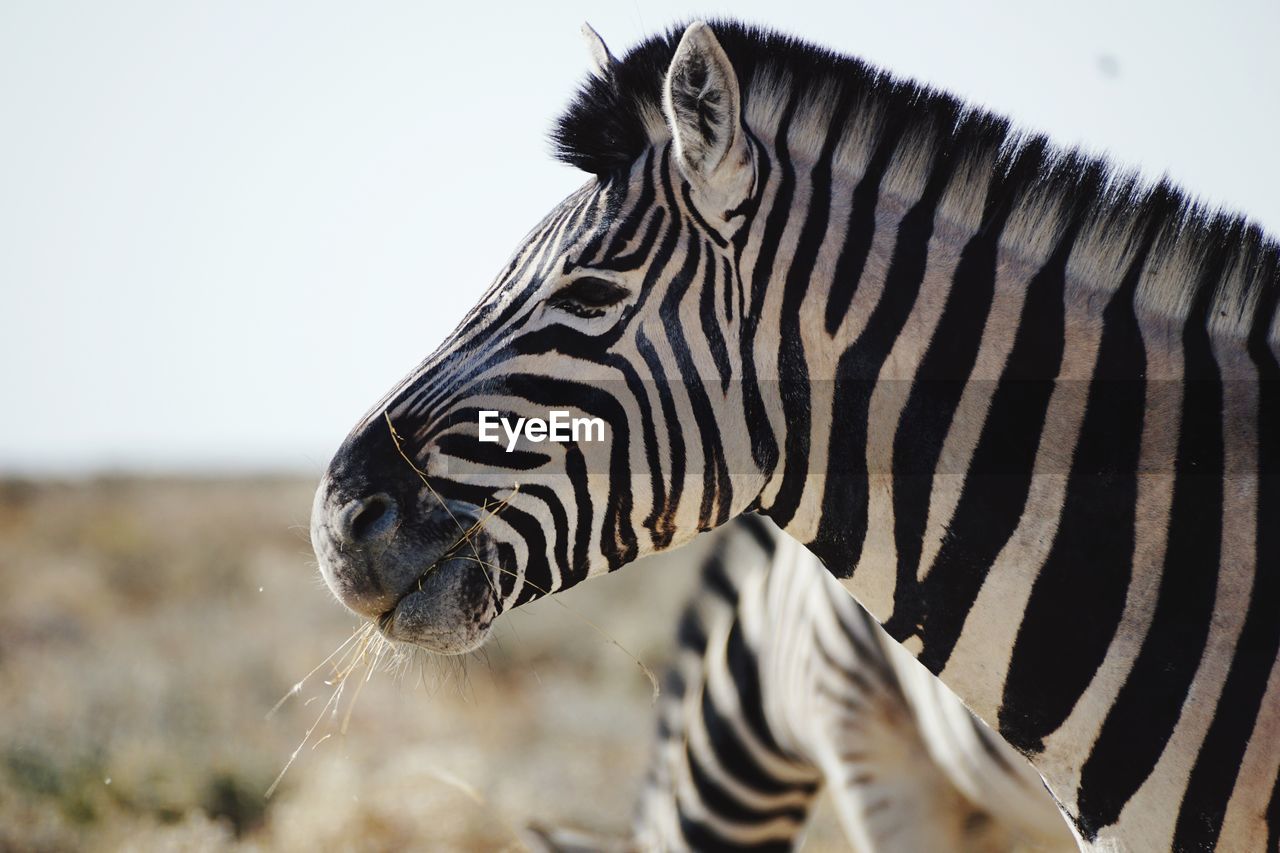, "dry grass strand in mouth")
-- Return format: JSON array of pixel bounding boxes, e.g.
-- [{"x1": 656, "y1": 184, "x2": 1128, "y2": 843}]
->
[
  {"x1": 265, "y1": 622, "x2": 410, "y2": 799},
  {"x1": 266, "y1": 621, "x2": 371, "y2": 720}
]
